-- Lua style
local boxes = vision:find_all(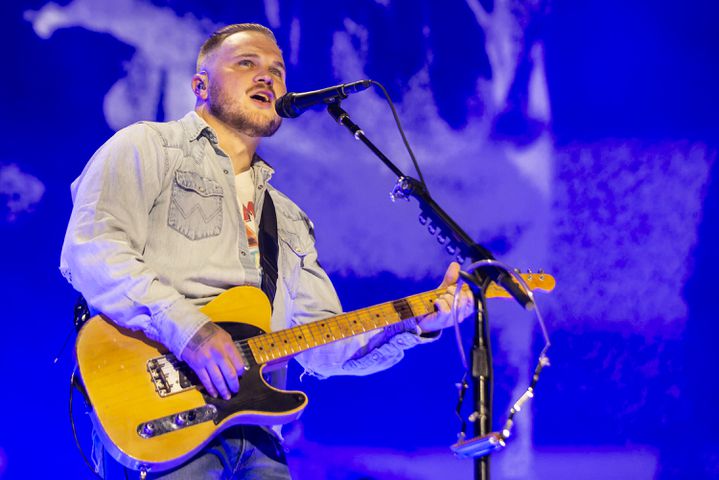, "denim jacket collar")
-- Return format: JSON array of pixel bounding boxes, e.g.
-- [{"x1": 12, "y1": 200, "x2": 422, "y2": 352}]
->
[
  {"x1": 180, "y1": 110, "x2": 213, "y2": 143},
  {"x1": 179, "y1": 111, "x2": 275, "y2": 186}
]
